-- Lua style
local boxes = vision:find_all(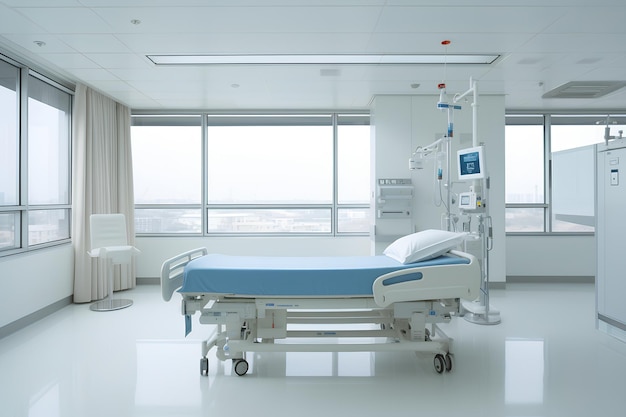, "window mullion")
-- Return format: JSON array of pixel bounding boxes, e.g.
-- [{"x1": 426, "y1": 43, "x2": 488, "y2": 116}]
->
[
  {"x1": 19, "y1": 67, "x2": 29, "y2": 250},
  {"x1": 545, "y1": 114, "x2": 551, "y2": 233},
  {"x1": 332, "y1": 113, "x2": 338, "y2": 236},
  {"x1": 202, "y1": 113, "x2": 208, "y2": 236}
]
